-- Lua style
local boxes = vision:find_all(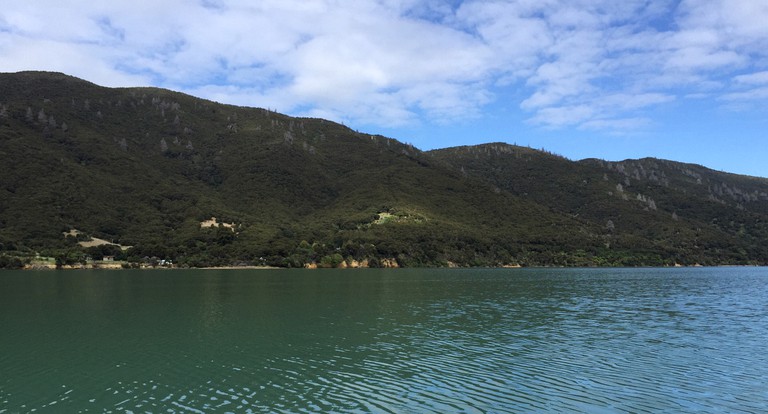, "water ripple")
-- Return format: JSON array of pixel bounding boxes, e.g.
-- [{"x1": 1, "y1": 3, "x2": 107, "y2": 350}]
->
[{"x1": 1, "y1": 268, "x2": 767, "y2": 412}]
